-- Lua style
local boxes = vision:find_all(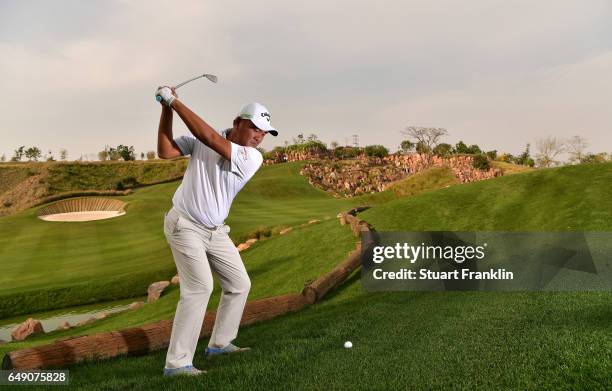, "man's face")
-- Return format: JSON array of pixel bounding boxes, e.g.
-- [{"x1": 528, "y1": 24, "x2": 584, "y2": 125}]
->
[{"x1": 233, "y1": 118, "x2": 267, "y2": 148}]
